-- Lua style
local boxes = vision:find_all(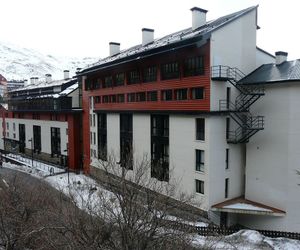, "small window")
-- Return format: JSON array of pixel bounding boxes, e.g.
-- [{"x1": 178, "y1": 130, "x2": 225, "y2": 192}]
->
[
  {"x1": 196, "y1": 149, "x2": 204, "y2": 172},
  {"x1": 147, "y1": 91, "x2": 157, "y2": 101},
  {"x1": 115, "y1": 73, "x2": 125, "y2": 86},
  {"x1": 89, "y1": 114, "x2": 92, "y2": 126},
  {"x1": 128, "y1": 70, "x2": 140, "y2": 84},
  {"x1": 226, "y1": 148, "x2": 229, "y2": 169},
  {"x1": 127, "y1": 93, "x2": 136, "y2": 102},
  {"x1": 226, "y1": 117, "x2": 230, "y2": 140},
  {"x1": 6, "y1": 122, "x2": 9, "y2": 129},
  {"x1": 184, "y1": 56, "x2": 204, "y2": 76},
  {"x1": 161, "y1": 62, "x2": 180, "y2": 80},
  {"x1": 93, "y1": 132, "x2": 96, "y2": 145},
  {"x1": 161, "y1": 89, "x2": 172, "y2": 101},
  {"x1": 13, "y1": 123, "x2": 16, "y2": 131},
  {"x1": 117, "y1": 94, "x2": 125, "y2": 103},
  {"x1": 93, "y1": 114, "x2": 96, "y2": 127},
  {"x1": 196, "y1": 118, "x2": 205, "y2": 141},
  {"x1": 13, "y1": 133, "x2": 16, "y2": 139},
  {"x1": 90, "y1": 132, "x2": 93, "y2": 143},
  {"x1": 103, "y1": 95, "x2": 109, "y2": 103},
  {"x1": 175, "y1": 89, "x2": 187, "y2": 100},
  {"x1": 66, "y1": 128, "x2": 68, "y2": 135},
  {"x1": 111, "y1": 95, "x2": 117, "y2": 103},
  {"x1": 143, "y1": 66, "x2": 157, "y2": 82},
  {"x1": 225, "y1": 178, "x2": 229, "y2": 198},
  {"x1": 136, "y1": 92, "x2": 146, "y2": 102},
  {"x1": 196, "y1": 179, "x2": 204, "y2": 194},
  {"x1": 95, "y1": 96, "x2": 101, "y2": 103},
  {"x1": 191, "y1": 87, "x2": 204, "y2": 100}
]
